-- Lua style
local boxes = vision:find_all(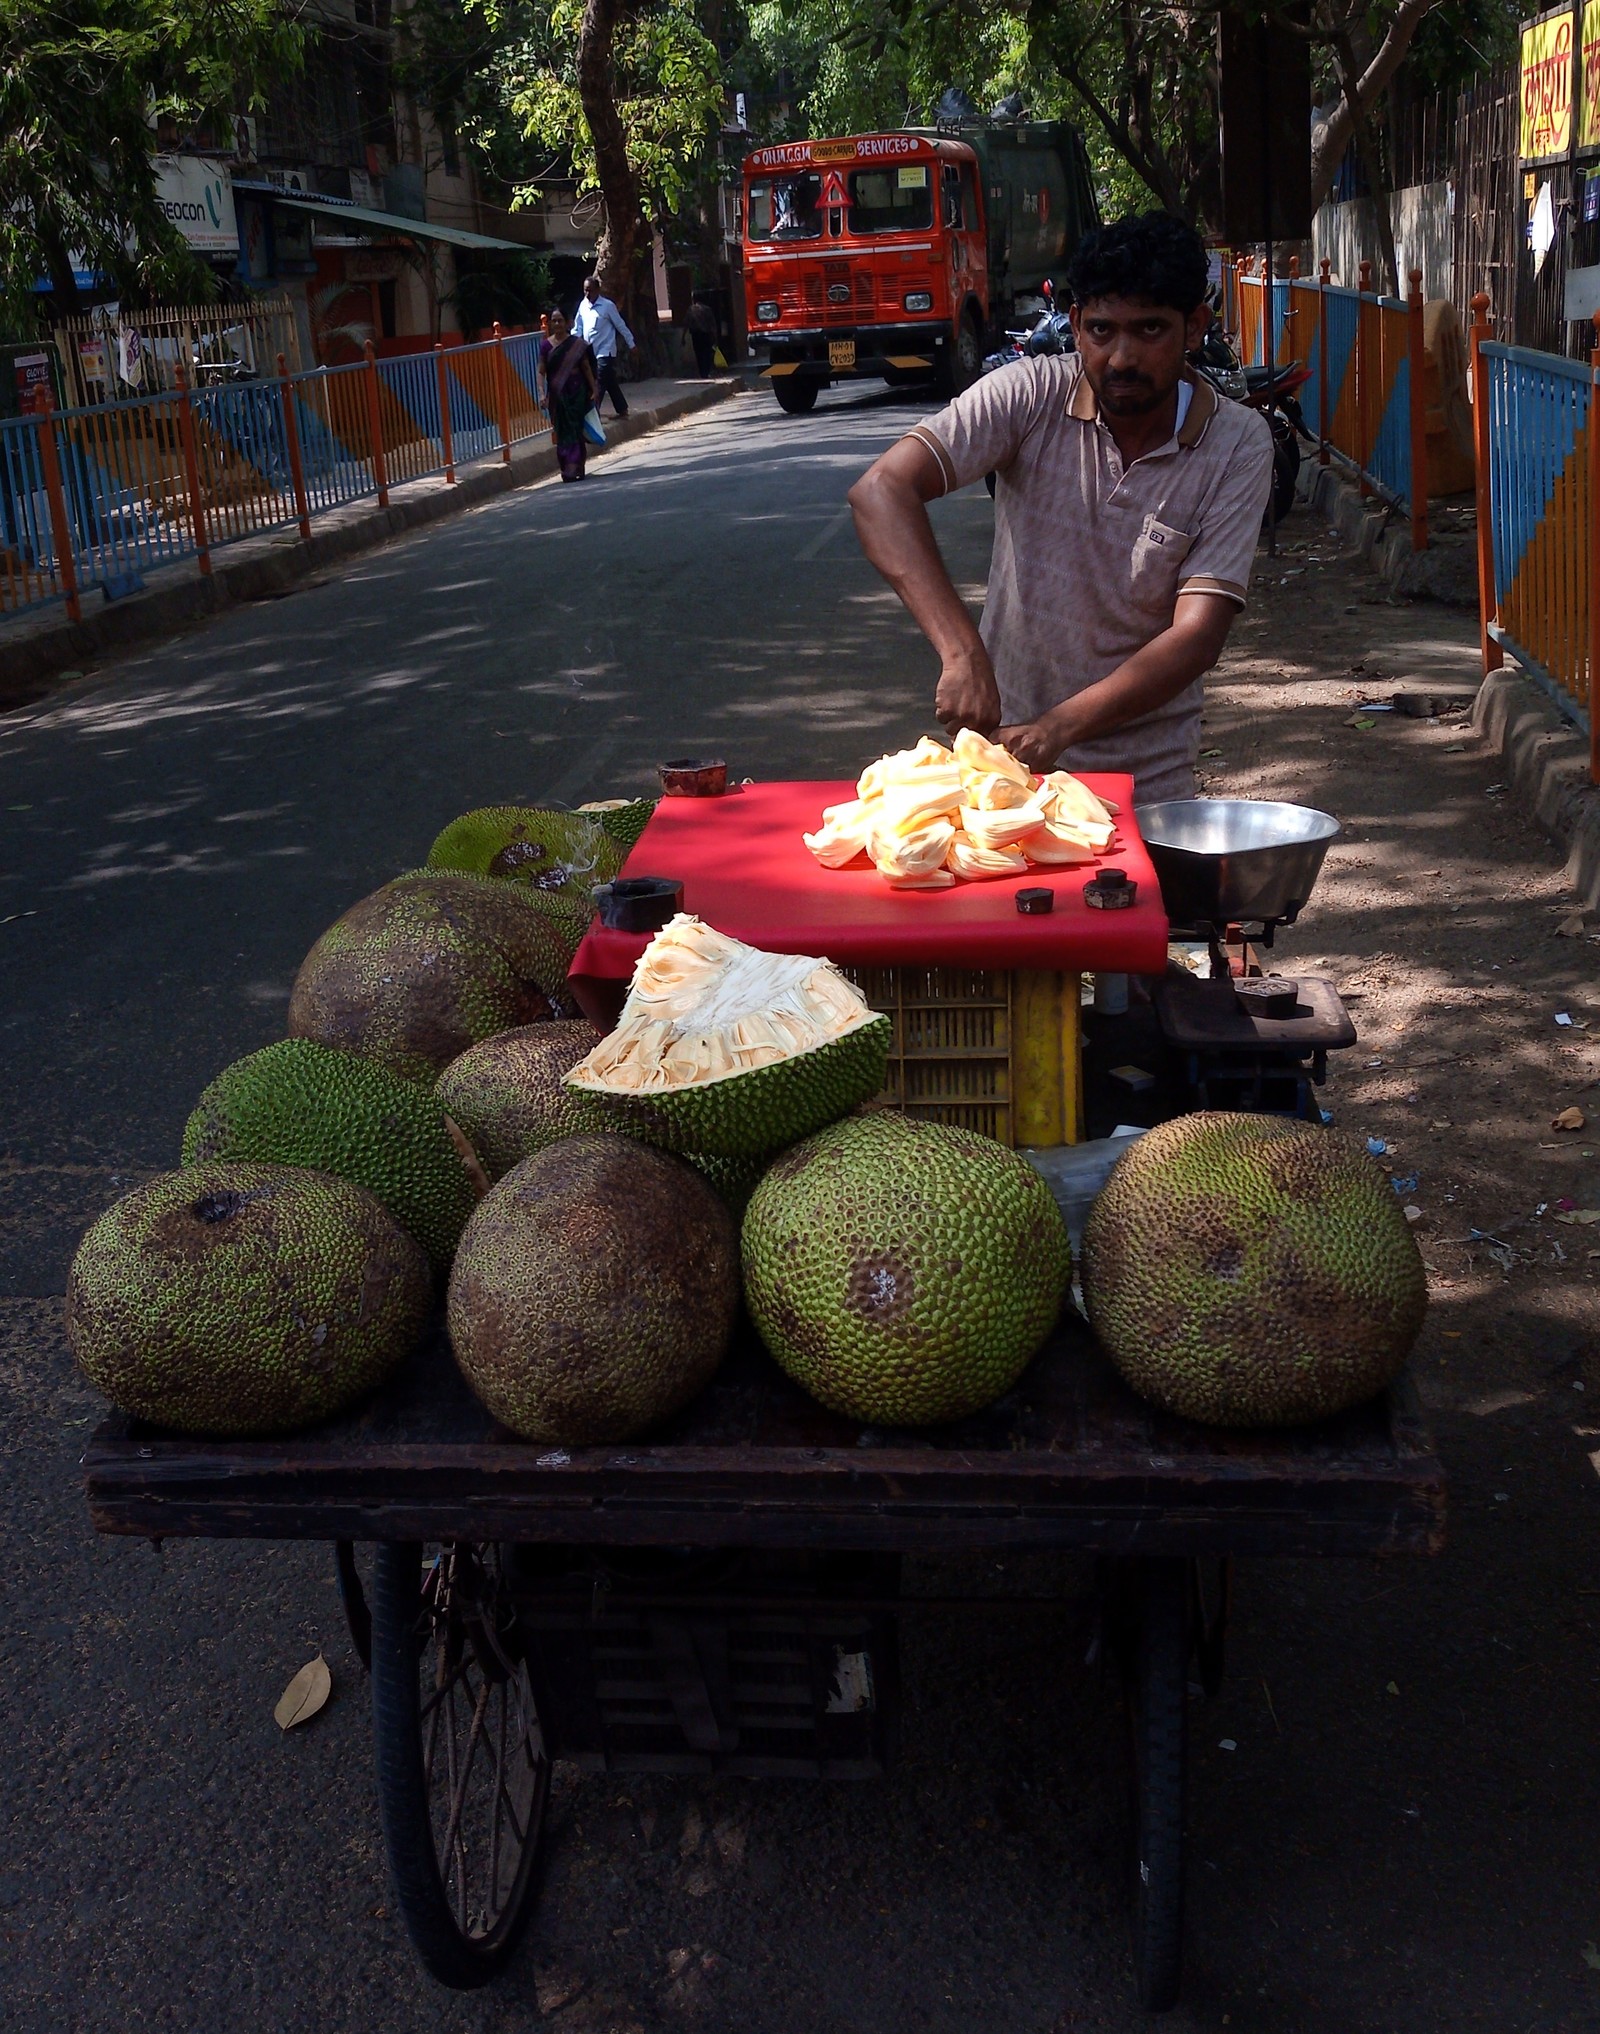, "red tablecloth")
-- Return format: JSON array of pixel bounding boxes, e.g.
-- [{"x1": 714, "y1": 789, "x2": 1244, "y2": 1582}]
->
[{"x1": 567, "y1": 778, "x2": 1169, "y2": 1023}]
